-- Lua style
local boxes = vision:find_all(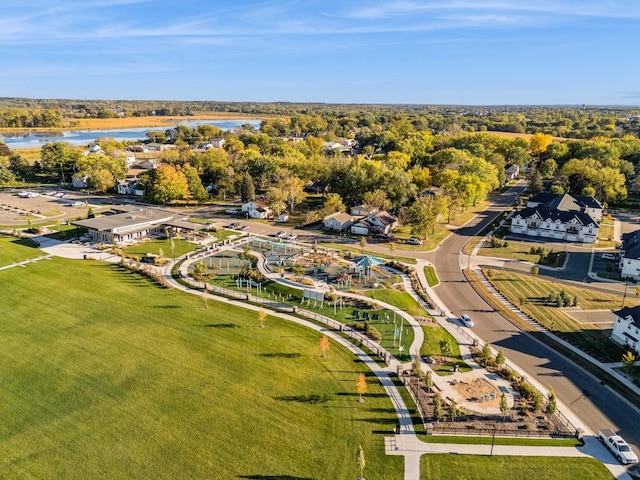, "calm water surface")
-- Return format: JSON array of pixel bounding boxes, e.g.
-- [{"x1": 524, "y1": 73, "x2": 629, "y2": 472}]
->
[{"x1": 0, "y1": 119, "x2": 261, "y2": 149}]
